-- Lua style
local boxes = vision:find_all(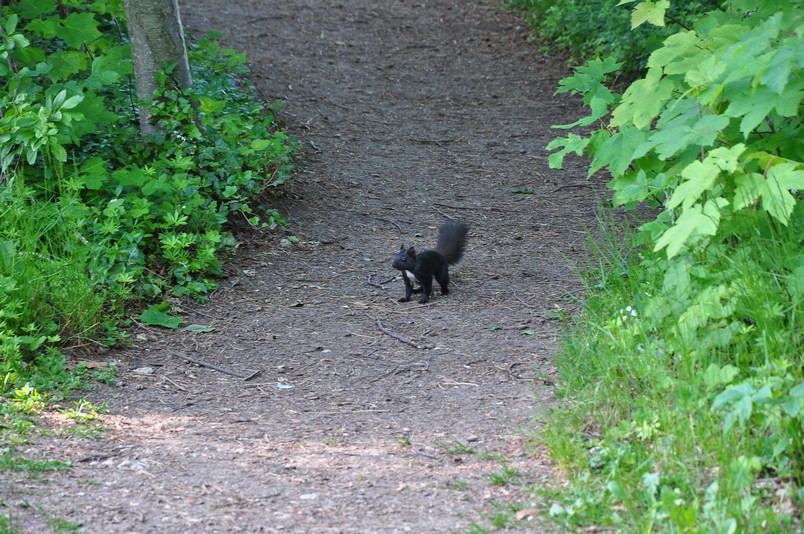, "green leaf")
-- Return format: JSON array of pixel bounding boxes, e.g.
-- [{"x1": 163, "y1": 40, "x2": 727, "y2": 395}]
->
[
  {"x1": 79, "y1": 157, "x2": 109, "y2": 190},
  {"x1": 611, "y1": 170, "x2": 651, "y2": 206},
  {"x1": 702, "y1": 364, "x2": 740, "y2": 391},
  {"x1": 553, "y1": 94, "x2": 612, "y2": 129},
  {"x1": 667, "y1": 160, "x2": 719, "y2": 210},
  {"x1": 725, "y1": 82, "x2": 803, "y2": 138},
  {"x1": 760, "y1": 163, "x2": 804, "y2": 225},
  {"x1": 589, "y1": 126, "x2": 647, "y2": 177},
  {"x1": 644, "y1": 114, "x2": 730, "y2": 161},
  {"x1": 59, "y1": 13, "x2": 102, "y2": 49},
  {"x1": 16, "y1": 0, "x2": 57, "y2": 18},
  {"x1": 761, "y1": 43, "x2": 796, "y2": 94},
  {"x1": 555, "y1": 57, "x2": 622, "y2": 95},
  {"x1": 647, "y1": 30, "x2": 701, "y2": 71},
  {"x1": 545, "y1": 134, "x2": 590, "y2": 169},
  {"x1": 611, "y1": 67, "x2": 674, "y2": 130},
  {"x1": 250, "y1": 139, "x2": 272, "y2": 151},
  {"x1": 26, "y1": 17, "x2": 58, "y2": 38},
  {"x1": 630, "y1": 0, "x2": 669, "y2": 29},
  {"x1": 199, "y1": 96, "x2": 227, "y2": 115},
  {"x1": 140, "y1": 305, "x2": 182, "y2": 329},
  {"x1": 708, "y1": 144, "x2": 745, "y2": 173},
  {"x1": 60, "y1": 94, "x2": 84, "y2": 110},
  {"x1": 46, "y1": 51, "x2": 86, "y2": 81},
  {"x1": 654, "y1": 199, "x2": 724, "y2": 258},
  {"x1": 733, "y1": 172, "x2": 763, "y2": 212}
]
